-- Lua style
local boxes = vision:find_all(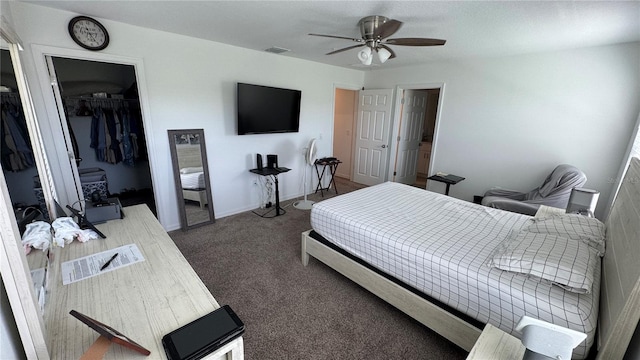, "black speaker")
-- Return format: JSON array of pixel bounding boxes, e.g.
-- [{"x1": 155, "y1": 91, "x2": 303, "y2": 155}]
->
[
  {"x1": 267, "y1": 154, "x2": 278, "y2": 169},
  {"x1": 256, "y1": 154, "x2": 263, "y2": 170}
]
